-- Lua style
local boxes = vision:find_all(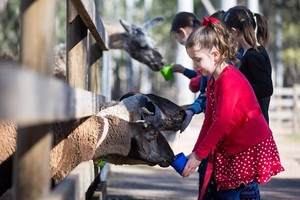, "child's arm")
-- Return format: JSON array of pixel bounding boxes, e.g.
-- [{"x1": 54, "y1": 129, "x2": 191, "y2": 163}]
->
[
  {"x1": 180, "y1": 94, "x2": 207, "y2": 132},
  {"x1": 172, "y1": 64, "x2": 197, "y2": 78}
]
